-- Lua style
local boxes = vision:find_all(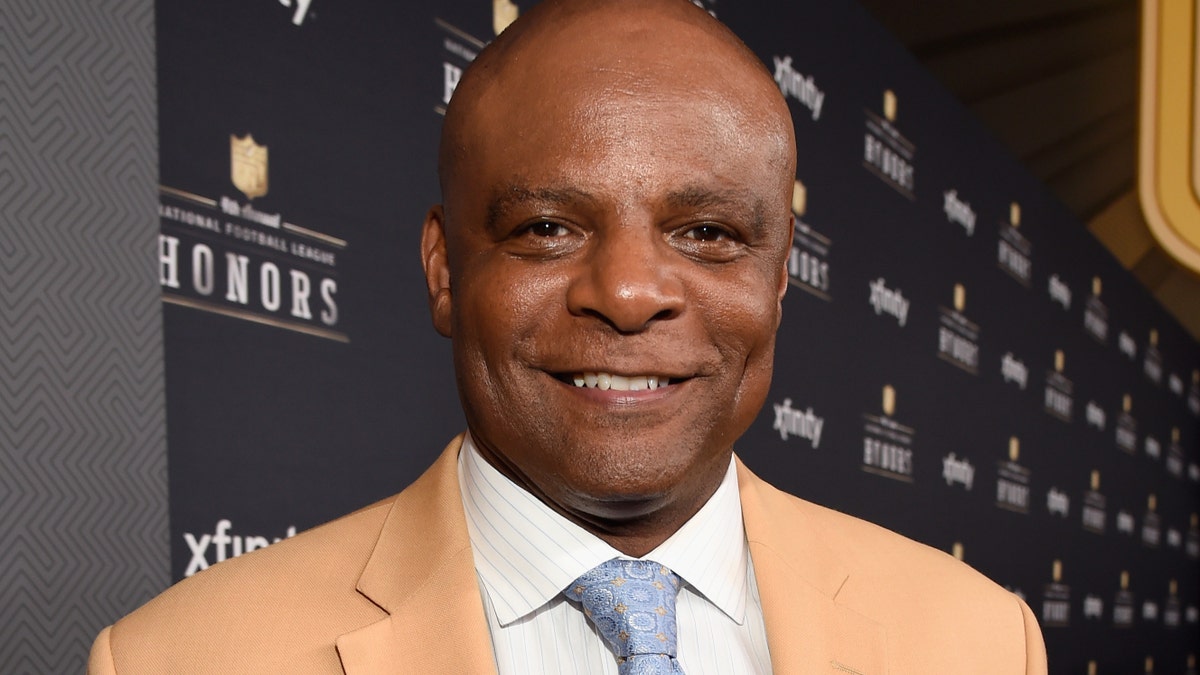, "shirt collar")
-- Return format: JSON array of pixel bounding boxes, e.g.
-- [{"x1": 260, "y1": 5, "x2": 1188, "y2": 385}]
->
[{"x1": 458, "y1": 433, "x2": 749, "y2": 626}]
